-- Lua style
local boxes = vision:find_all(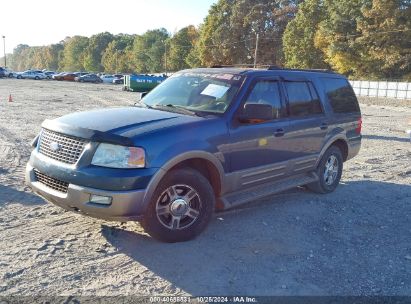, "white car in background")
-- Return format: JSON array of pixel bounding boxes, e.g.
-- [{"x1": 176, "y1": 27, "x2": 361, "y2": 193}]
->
[
  {"x1": 100, "y1": 74, "x2": 116, "y2": 83},
  {"x1": 16, "y1": 70, "x2": 47, "y2": 80},
  {"x1": 3, "y1": 68, "x2": 15, "y2": 78},
  {"x1": 43, "y1": 71, "x2": 57, "y2": 79}
]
